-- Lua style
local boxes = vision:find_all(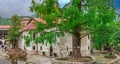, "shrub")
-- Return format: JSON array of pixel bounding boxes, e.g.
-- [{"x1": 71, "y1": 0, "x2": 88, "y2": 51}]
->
[
  {"x1": 42, "y1": 51, "x2": 46, "y2": 56},
  {"x1": 7, "y1": 48, "x2": 27, "y2": 64},
  {"x1": 84, "y1": 56, "x2": 93, "y2": 62},
  {"x1": 54, "y1": 53, "x2": 57, "y2": 57},
  {"x1": 104, "y1": 54, "x2": 116, "y2": 58}
]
